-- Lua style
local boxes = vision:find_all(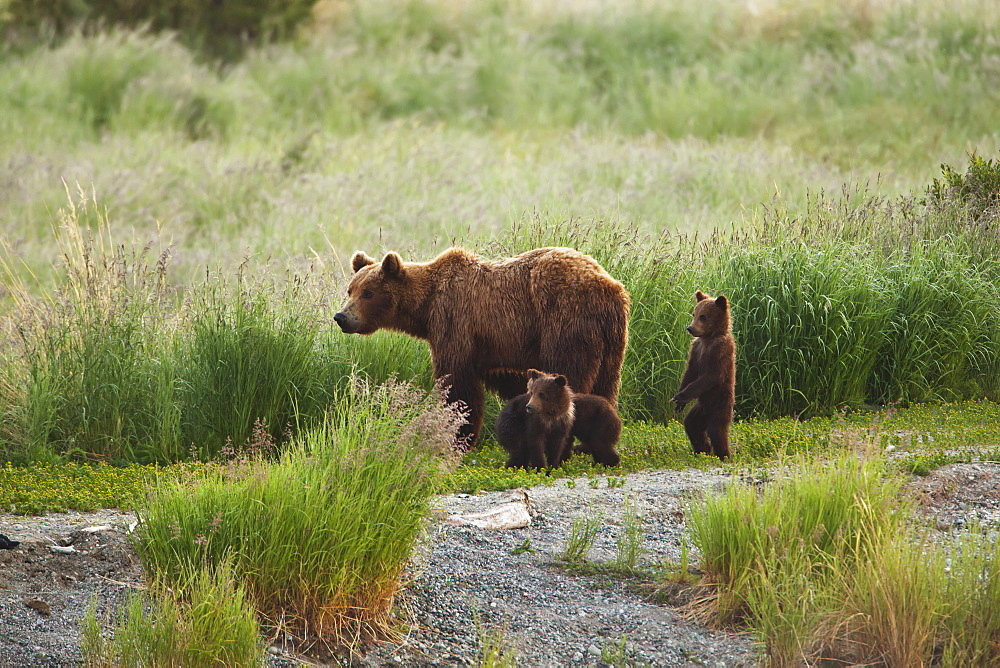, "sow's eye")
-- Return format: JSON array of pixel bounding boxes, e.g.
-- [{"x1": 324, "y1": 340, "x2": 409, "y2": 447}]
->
[
  {"x1": 699, "y1": 314, "x2": 707, "y2": 321},
  {"x1": 362, "y1": 290, "x2": 374, "y2": 299},
  {"x1": 537, "y1": 392, "x2": 546, "y2": 400}
]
